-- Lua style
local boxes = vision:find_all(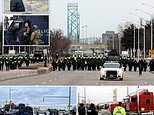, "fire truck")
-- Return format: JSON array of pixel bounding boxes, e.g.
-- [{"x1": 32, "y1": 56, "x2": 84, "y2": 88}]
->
[{"x1": 109, "y1": 89, "x2": 154, "y2": 115}]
